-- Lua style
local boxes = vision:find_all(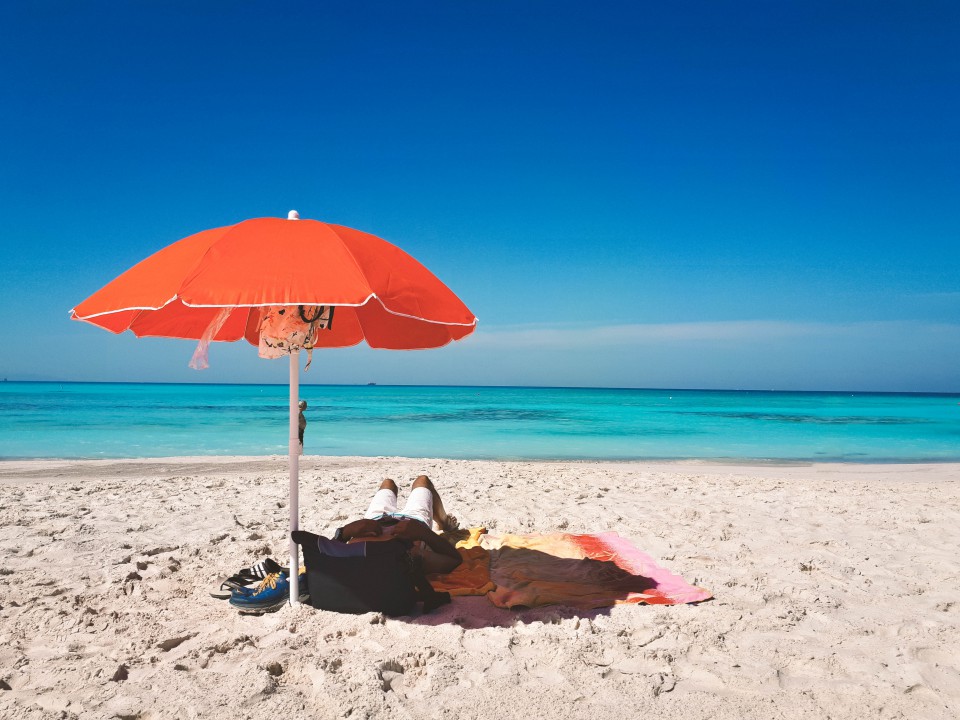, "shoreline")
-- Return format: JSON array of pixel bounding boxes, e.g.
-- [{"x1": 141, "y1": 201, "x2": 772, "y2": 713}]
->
[
  {"x1": 5, "y1": 454, "x2": 960, "y2": 467},
  {"x1": 2, "y1": 457, "x2": 958, "y2": 718}
]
